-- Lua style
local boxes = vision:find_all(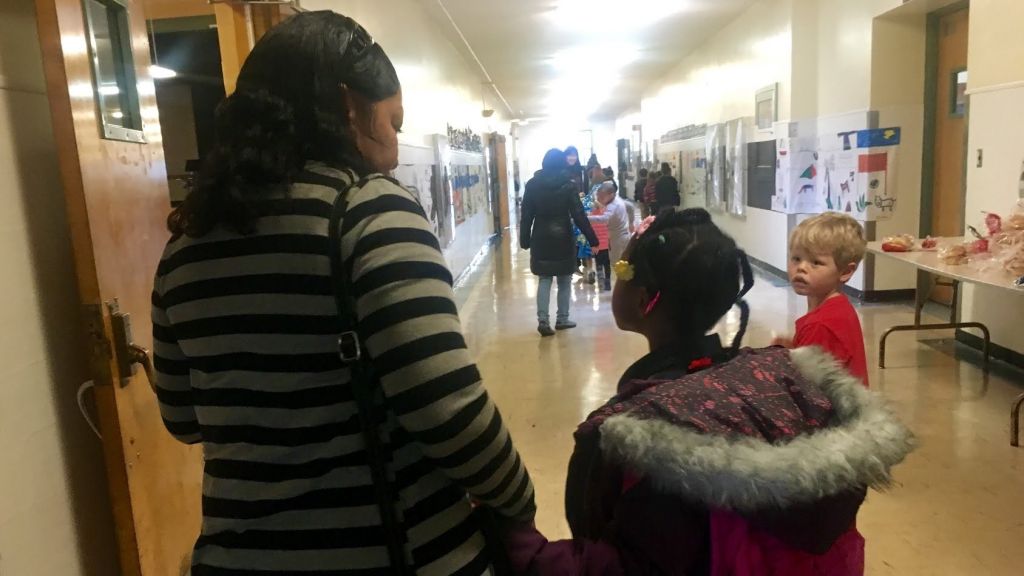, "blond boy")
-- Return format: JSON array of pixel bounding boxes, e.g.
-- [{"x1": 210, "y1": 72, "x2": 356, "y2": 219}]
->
[{"x1": 774, "y1": 213, "x2": 869, "y2": 386}]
